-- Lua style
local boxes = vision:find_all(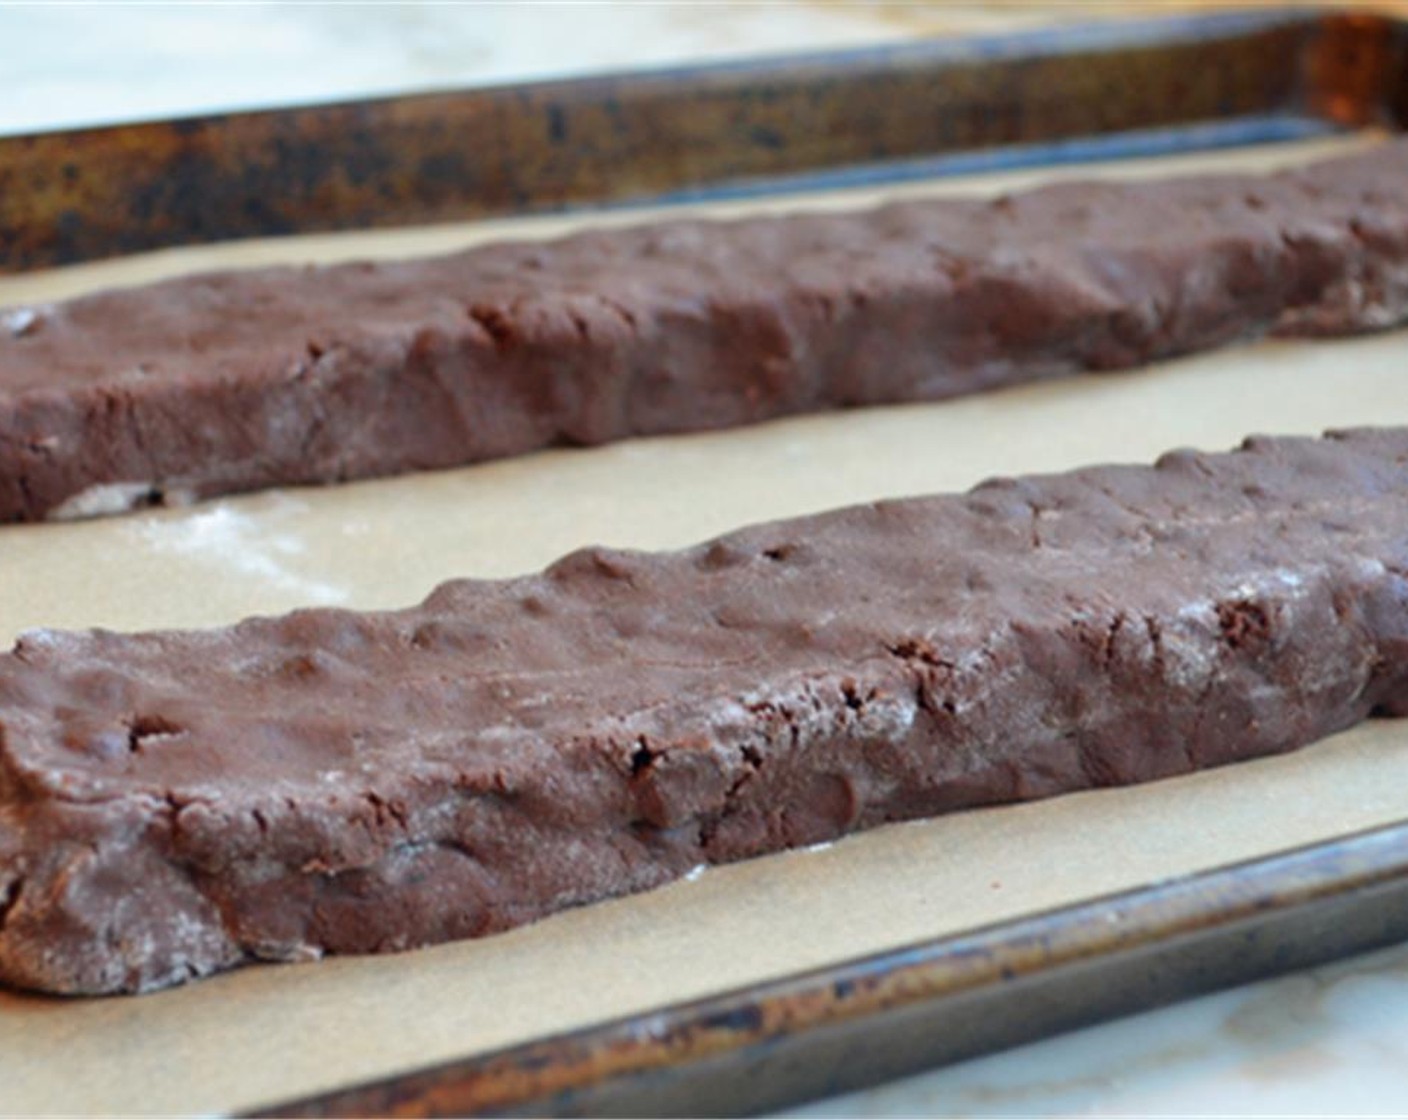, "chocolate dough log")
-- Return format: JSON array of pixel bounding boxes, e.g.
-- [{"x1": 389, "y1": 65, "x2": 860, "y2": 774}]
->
[
  {"x1": 3, "y1": 427, "x2": 1408, "y2": 994},
  {"x1": 4, "y1": 142, "x2": 1408, "y2": 523}
]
